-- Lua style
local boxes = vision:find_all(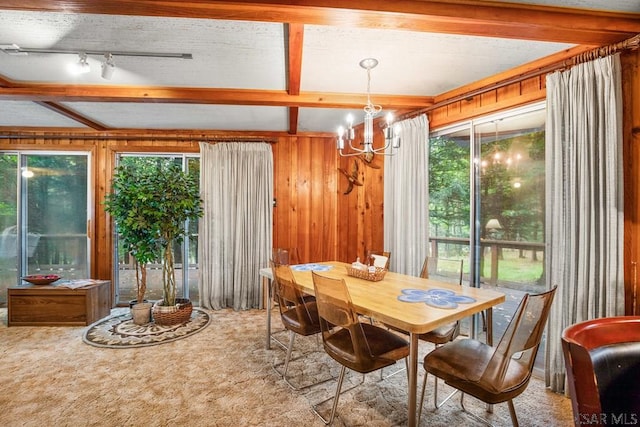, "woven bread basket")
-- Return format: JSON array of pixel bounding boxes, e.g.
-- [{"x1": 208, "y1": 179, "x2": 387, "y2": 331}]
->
[{"x1": 345, "y1": 265, "x2": 387, "y2": 282}]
